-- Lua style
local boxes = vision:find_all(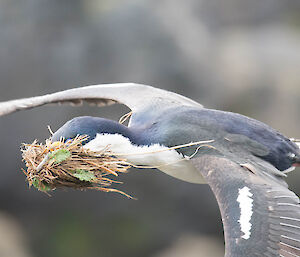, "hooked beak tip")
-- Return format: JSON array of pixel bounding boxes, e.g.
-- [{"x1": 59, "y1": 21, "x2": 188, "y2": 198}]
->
[{"x1": 36, "y1": 153, "x2": 50, "y2": 172}]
